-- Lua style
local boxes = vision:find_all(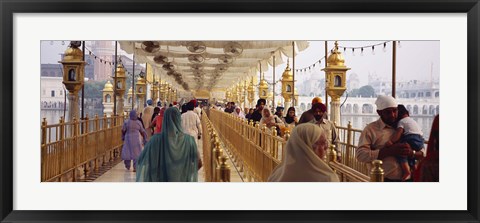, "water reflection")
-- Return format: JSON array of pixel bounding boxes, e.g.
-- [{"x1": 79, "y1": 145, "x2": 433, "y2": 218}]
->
[{"x1": 41, "y1": 109, "x2": 104, "y2": 124}]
